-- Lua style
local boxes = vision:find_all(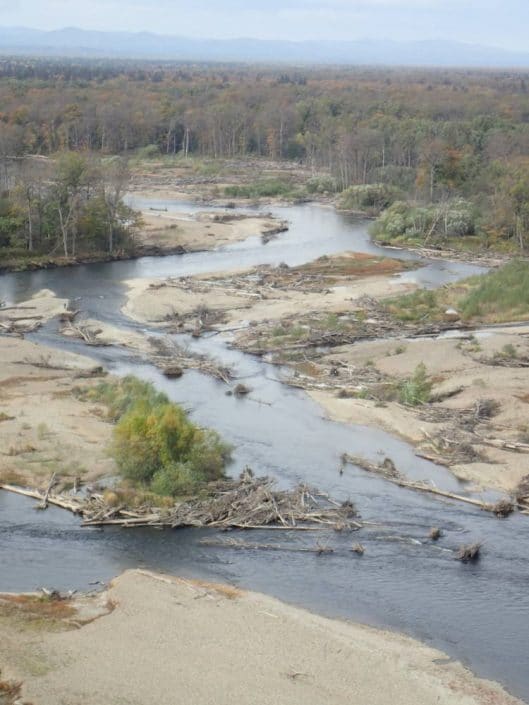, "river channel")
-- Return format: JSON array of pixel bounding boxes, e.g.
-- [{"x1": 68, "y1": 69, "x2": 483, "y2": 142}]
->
[{"x1": 1, "y1": 200, "x2": 528, "y2": 701}]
